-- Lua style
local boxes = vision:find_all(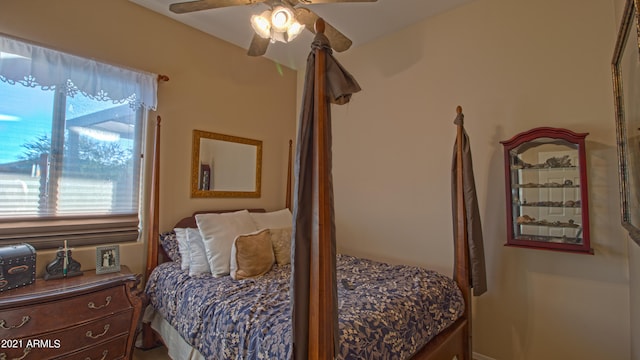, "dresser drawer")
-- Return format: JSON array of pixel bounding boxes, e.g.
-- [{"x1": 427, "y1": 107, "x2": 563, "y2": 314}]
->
[
  {"x1": 61, "y1": 334, "x2": 127, "y2": 360},
  {"x1": 0, "y1": 310, "x2": 132, "y2": 360},
  {"x1": 0, "y1": 285, "x2": 132, "y2": 339}
]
